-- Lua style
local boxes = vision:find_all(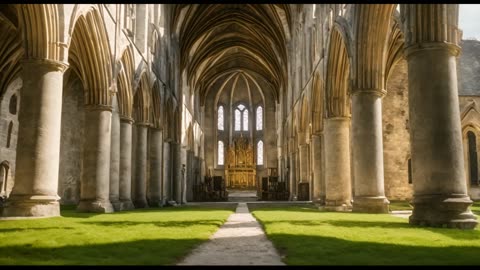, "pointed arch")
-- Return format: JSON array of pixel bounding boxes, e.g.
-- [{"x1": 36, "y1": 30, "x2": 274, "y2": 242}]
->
[
  {"x1": 116, "y1": 45, "x2": 135, "y2": 118},
  {"x1": 325, "y1": 25, "x2": 351, "y2": 118},
  {"x1": 0, "y1": 8, "x2": 22, "y2": 98},
  {"x1": 133, "y1": 71, "x2": 152, "y2": 124},
  {"x1": 151, "y1": 80, "x2": 163, "y2": 129},
  {"x1": 311, "y1": 72, "x2": 324, "y2": 134},
  {"x1": 18, "y1": 4, "x2": 65, "y2": 62},
  {"x1": 68, "y1": 7, "x2": 113, "y2": 106}
]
